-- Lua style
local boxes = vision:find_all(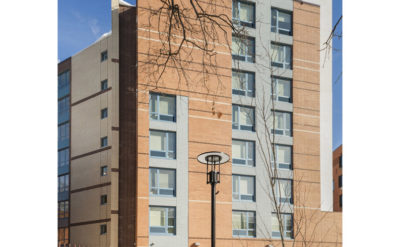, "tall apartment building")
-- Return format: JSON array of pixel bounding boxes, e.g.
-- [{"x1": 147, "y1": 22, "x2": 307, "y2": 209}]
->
[
  {"x1": 58, "y1": 0, "x2": 342, "y2": 246},
  {"x1": 333, "y1": 145, "x2": 342, "y2": 212}
]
